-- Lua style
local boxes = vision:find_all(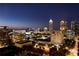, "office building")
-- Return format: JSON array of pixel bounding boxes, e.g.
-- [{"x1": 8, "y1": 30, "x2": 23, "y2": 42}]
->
[{"x1": 49, "y1": 19, "x2": 53, "y2": 34}]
